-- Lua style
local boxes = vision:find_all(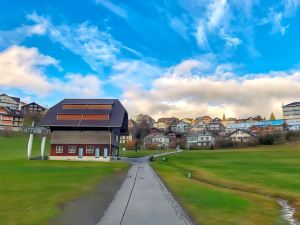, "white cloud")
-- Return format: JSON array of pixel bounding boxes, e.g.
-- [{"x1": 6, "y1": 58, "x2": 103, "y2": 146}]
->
[
  {"x1": 52, "y1": 73, "x2": 102, "y2": 97},
  {"x1": 110, "y1": 59, "x2": 163, "y2": 89},
  {"x1": 121, "y1": 59, "x2": 300, "y2": 119},
  {"x1": 0, "y1": 18, "x2": 47, "y2": 47},
  {"x1": 262, "y1": 0, "x2": 300, "y2": 36},
  {"x1": 0, "y1": 13, "x2": 140, "y2": 73},
  {"x1": 207, "y1": 0, "x2": 228, "y2": 31},
  {"x1": 95, "y1": 0, "x2": 127, "y2": 19},
  {"x1": 0, "y1": 45, "x2": 102, "y2": 98},
  {"x1": 263, "y1": 9, "x2": 290, "y2": 36},
  {"x1": 0, "y1": 45, "x2": 56, "y2": 94},
  {"x1": 195, "y1": 22, "x2": 210, "y2": 49},
  {"x1": 169, "y1": 16, "x2": 189, "y2": 40},
  {"x1": 220, "y1": 29, "x2": 241, "y2": 48},
  {"x1": 283, "y1": 0, "x2": 300, "y2": 15},
  {"x1": 29, "y1": 13, "x2": 120, "y2": 70},
  {"x1": 165, "y1": 59, "x2": 212, "y2": 78}
]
